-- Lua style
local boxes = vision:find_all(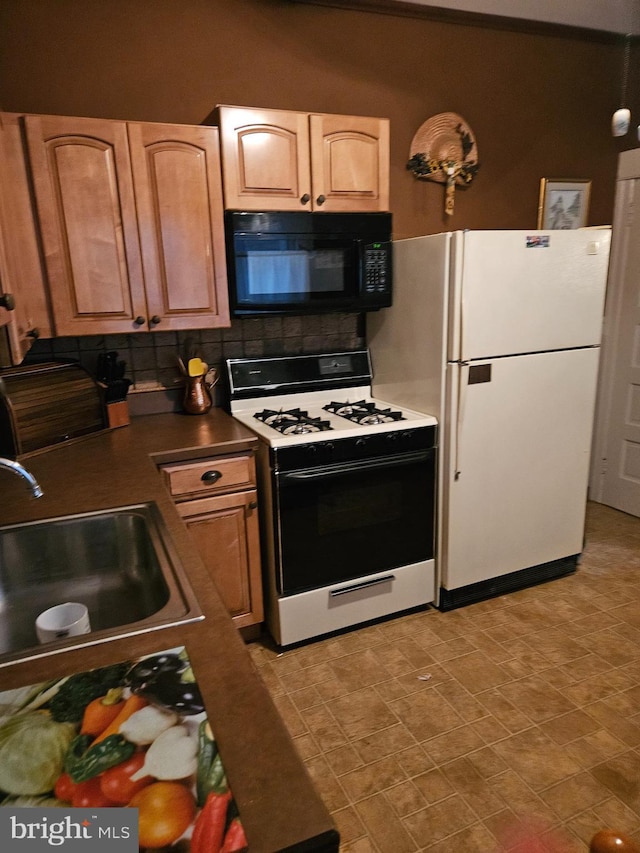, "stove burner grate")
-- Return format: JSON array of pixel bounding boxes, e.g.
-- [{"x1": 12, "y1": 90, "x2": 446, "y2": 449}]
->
[
  {"x1": 323, "y1": 400, "x2": 405, "y2": 425},
  {"x1": 254, "y1": 408, "x2": 333, "y2": 435}
]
